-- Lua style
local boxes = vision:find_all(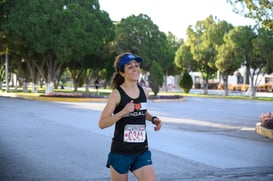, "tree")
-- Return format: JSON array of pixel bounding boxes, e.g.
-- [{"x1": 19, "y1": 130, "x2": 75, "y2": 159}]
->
[
  {"x1": 0, "y1": 0, "x2": 14, "y2": 90},
  {"x1": 222, "y1": 25, "x2": 273, "y2": 98},
  {"x1": 175, "y1": 43, "x2": 196, "y2": 71},
  {"x1": 187, "y1": 16, "x2": 231, "y2": 94},
  {"x1": 81, "y1": 49, "x2": 113, "y2": 92},
  {"x1": 114, "y1": 15, "x2": 168, "y2": 66},
  {"x1": 252, "y1": 28, "x2": 273, "y2": 75},
  {"x1": 249, "y1": 27, "x2": 273, "y2": 97},
  {"x1": 213, "y1": 21, "x2": 241, "y2": 96},
  {"x1": 226, "y1": 26, "x2": 259, "y2": 96},
  {"x1": 227, "y1": 0, "x2": 272, "y2": 29},
  {"x1": 216, "y1": 42, "x2": 242, "y2": 96},
  {"x1": 65, "y1": 2, "x2": 115, "y2": 92},
  {"x1": 160, "y1": 32, "x2": 177, "y2": 92},
  {"x1": 113, "y1": 14, "x2": 171, "y2": 94},
  {"x1": 4, "y1": 0, "x2": 113, "y2": 93},
  {"x1": 0, "y1": 57, "x2": 4, "y2": 89}
]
